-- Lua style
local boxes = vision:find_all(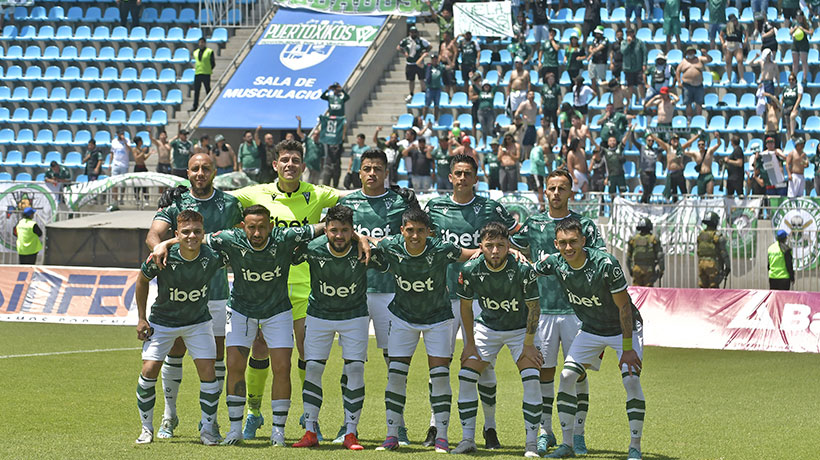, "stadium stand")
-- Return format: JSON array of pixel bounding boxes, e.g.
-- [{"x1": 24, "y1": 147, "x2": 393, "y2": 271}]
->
[{"x1": 0, "y1": 2, "x2": 232, "y2": 180}]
